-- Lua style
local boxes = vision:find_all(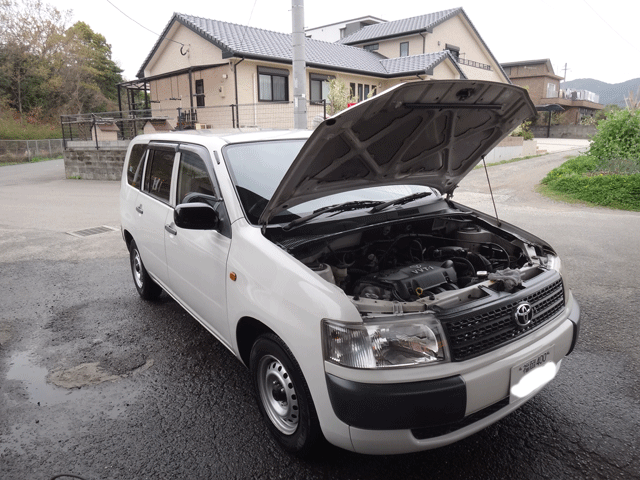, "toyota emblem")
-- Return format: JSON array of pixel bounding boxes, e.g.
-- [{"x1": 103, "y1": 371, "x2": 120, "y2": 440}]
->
[{"x1": 513, "y1": 302, "x2": 534, "y2": 327}]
